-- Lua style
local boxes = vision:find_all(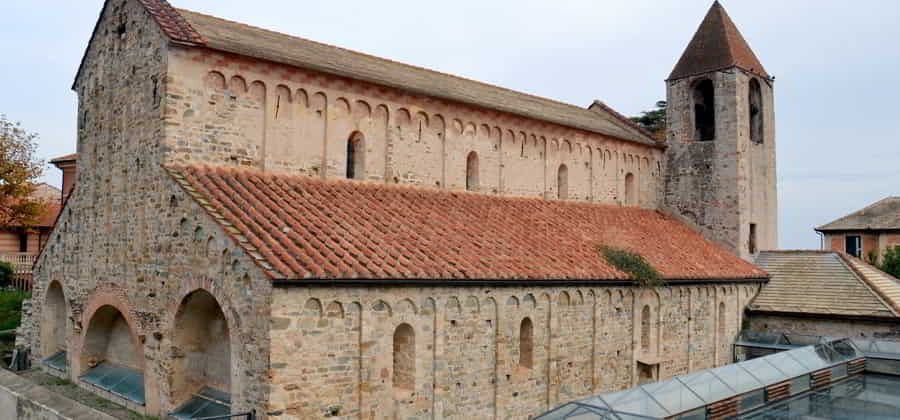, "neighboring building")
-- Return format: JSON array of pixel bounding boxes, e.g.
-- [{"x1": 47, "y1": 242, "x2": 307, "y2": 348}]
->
[
  {"x1": 748, "y1": 250, "x2": 900, "y2": 340},
  {"x1": 0, "y1": 183, "x2": 61, "y2": 282},
  {"x1": 49, "y1": 153, "x2": 78, "y2": 201},
  {"x1": 816, "y1": 197, "x2": 900, "y2": 264},
  {"x1": 26, "y1": 0, "x2": 776, "y2": 419}
]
